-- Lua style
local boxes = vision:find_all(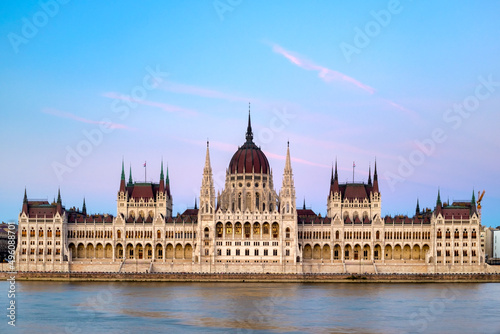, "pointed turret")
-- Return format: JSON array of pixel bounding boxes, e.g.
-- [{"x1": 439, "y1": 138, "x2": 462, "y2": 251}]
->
[
  {"x1": 159, "y1": 160, "x2": 165, "y2": 193},
  {"x1": 331, "y1": 159, "x2": 340, "y2": 194},
  {"x1": 368, "y1": 164, "x2": 372, "y2": 185},
  {"x1": 128, "y1": 164, "x2": 133, "y2": 185},
  {"x1": 56, "y1": 188, "x2": 63, "y2": 215},
  {"x1": 330, "y1": 164, "x2": 334, "y2": 185},
  {"x1": 435, "y1": 188, "x2": 442, "y2": 216},
  {"x1": 416, "y1": 198, "x2": 420, "y2": 215},
  {"x1": 471, "y1": 189, "x2": 477, "y2": 215},
  {"x1": 22, "y1": 188, "x2": 28, "y2": 214},
  {"x1": 82, "y1": 198, "x2": 87, "y2": 215},
  {"x1": 120, "y1": 159, "x2": 126, "y2": 192},
  {"x1": 194, "y1": 198, "x2": 198, "y2": 210},
  {"x1": 372, "y1": 160, "x2": 379, "y2": 193},
  {"x1": 303, "y1": 198, "x2": 306, "y2": 210}
]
